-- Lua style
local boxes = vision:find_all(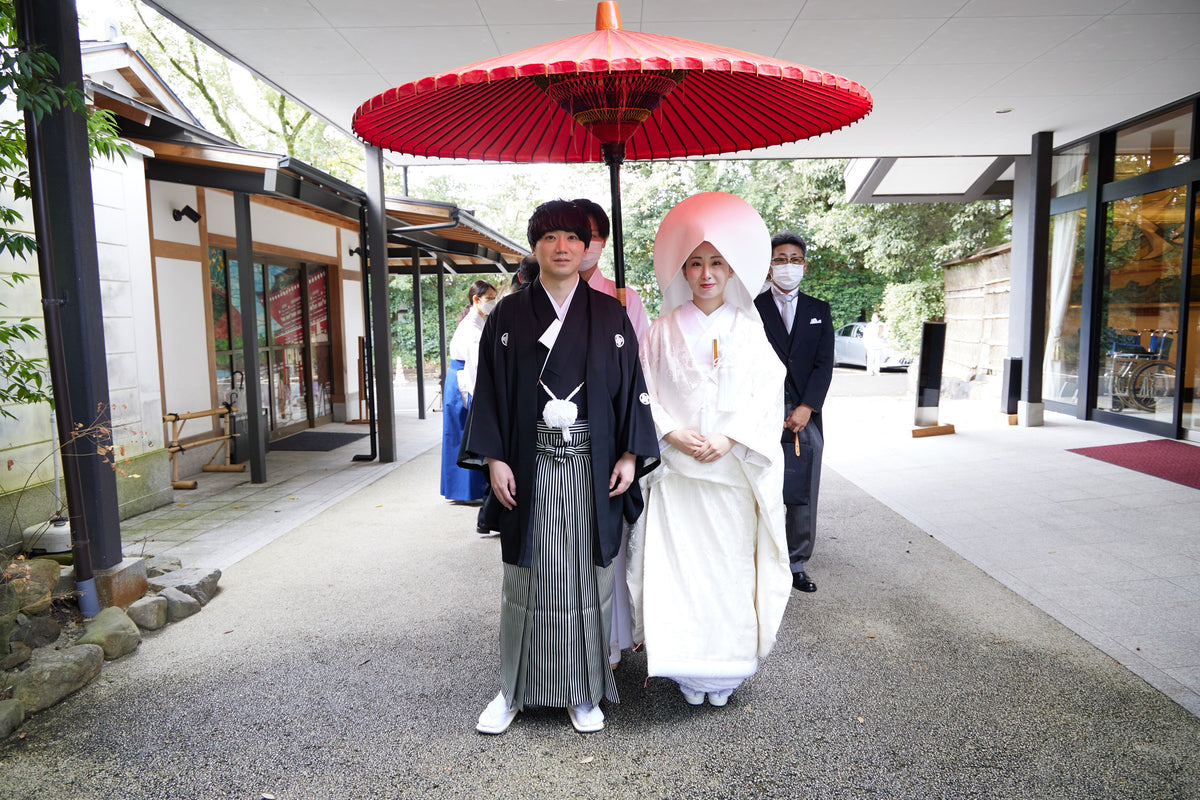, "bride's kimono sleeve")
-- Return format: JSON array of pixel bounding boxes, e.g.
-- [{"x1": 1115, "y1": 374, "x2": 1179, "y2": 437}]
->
[{"x1": 636, "y1": 317, "x2": 684, "y2": 445}]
